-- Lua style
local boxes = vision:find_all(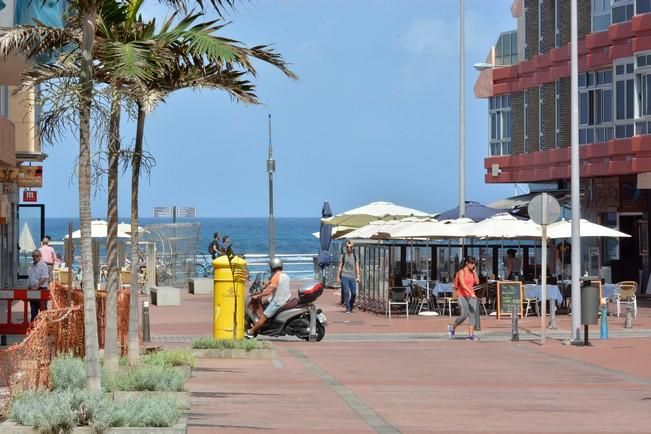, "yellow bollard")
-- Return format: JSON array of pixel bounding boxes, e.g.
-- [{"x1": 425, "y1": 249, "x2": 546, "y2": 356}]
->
[{"x1": 212, "y1": 255, "x2": 248, "y2": 339}]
